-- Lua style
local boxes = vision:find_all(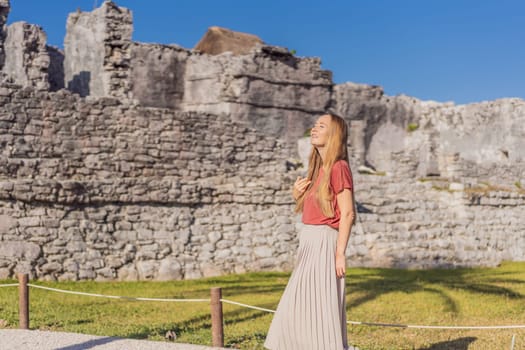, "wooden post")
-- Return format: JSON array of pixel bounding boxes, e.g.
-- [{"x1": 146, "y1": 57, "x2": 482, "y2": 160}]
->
[
  {"x1": 18, "y1": 273, "x2": 29, "y2": 329},
  {"x1": 210, "y1": 287, "x2": 224, "y2": 347}
]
